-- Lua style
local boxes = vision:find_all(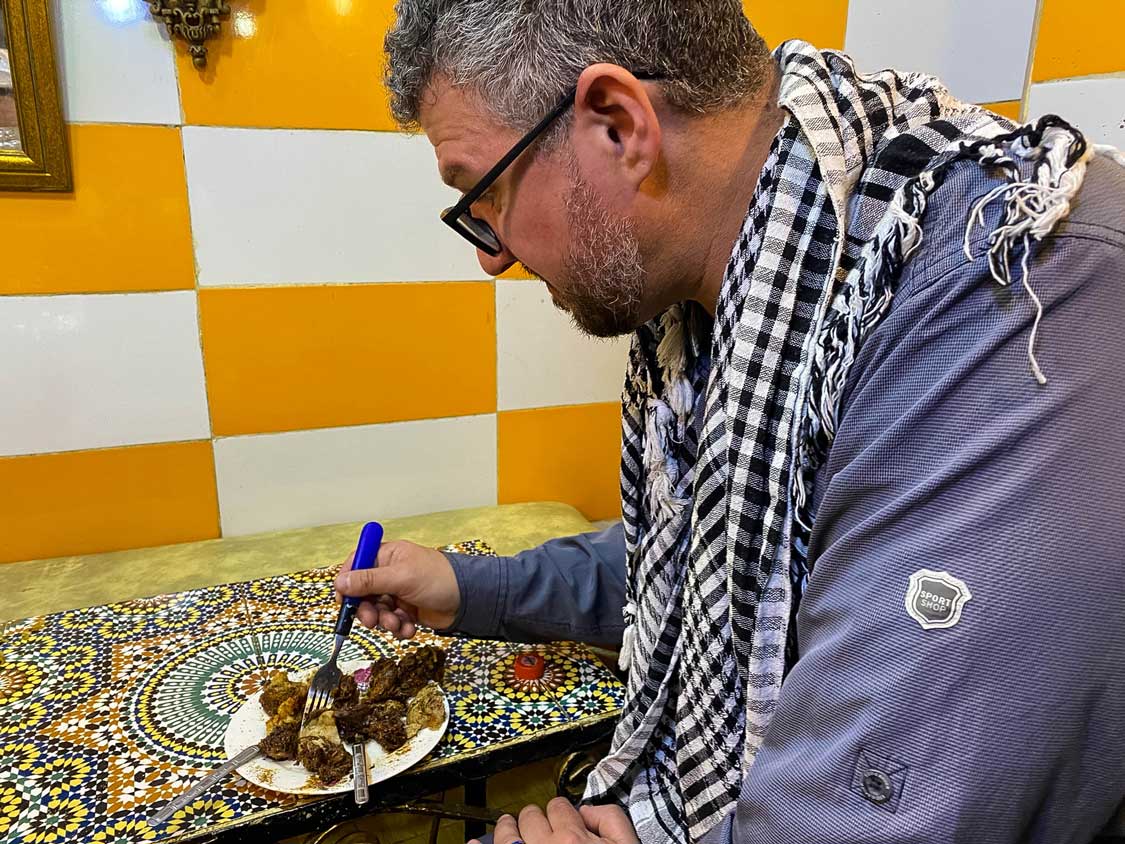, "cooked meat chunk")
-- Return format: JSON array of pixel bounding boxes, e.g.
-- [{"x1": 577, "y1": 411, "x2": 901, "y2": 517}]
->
[
  {"x1": 333, "y1": 673, "x2": 359, "y2": 708},
  {"x1": 266, "y1": 693, "x2": 304, "y2": 733},
  {"x1": 396, "y1": 646, "x2": 445, "y2": 697},
  {"x1": 260, "y1": 722, "x2": 299, "y2": 760},
  {"x1": 406, "y1": 683, "x2": 446, "y2": 738},
  {"x1": 367, "y1": 700, "x2": 408, "y2": 752},
  {"x1": 369, "y1": 699, "x2": 405, "y2": 722},
  {"x1": 333, "y1": 701, "x2": 372, "y2": 745},
  {"x1": 260, "y1": 671, "x2": 307, "y2": 717},
  {"x1": 365, "y1": 657, "x2": 399, "y2": 702},
  {"x1": 297, "y1": 736, "x2": 351, "y2": 784}
]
